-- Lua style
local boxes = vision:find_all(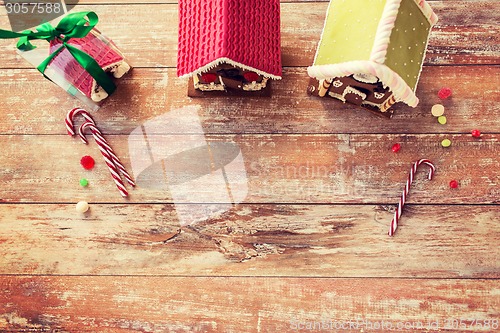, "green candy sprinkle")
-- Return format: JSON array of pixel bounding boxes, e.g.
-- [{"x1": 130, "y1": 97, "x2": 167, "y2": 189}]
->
[
  {"x1": 80, "y1": 178, "x2": 89, "y2": 187},
  {"x1": 441, "y1": 139, "x2": 452, "y2": 148},
  {"x1": 438, "y1": 116, "x2": 447, "y2": 125}
]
